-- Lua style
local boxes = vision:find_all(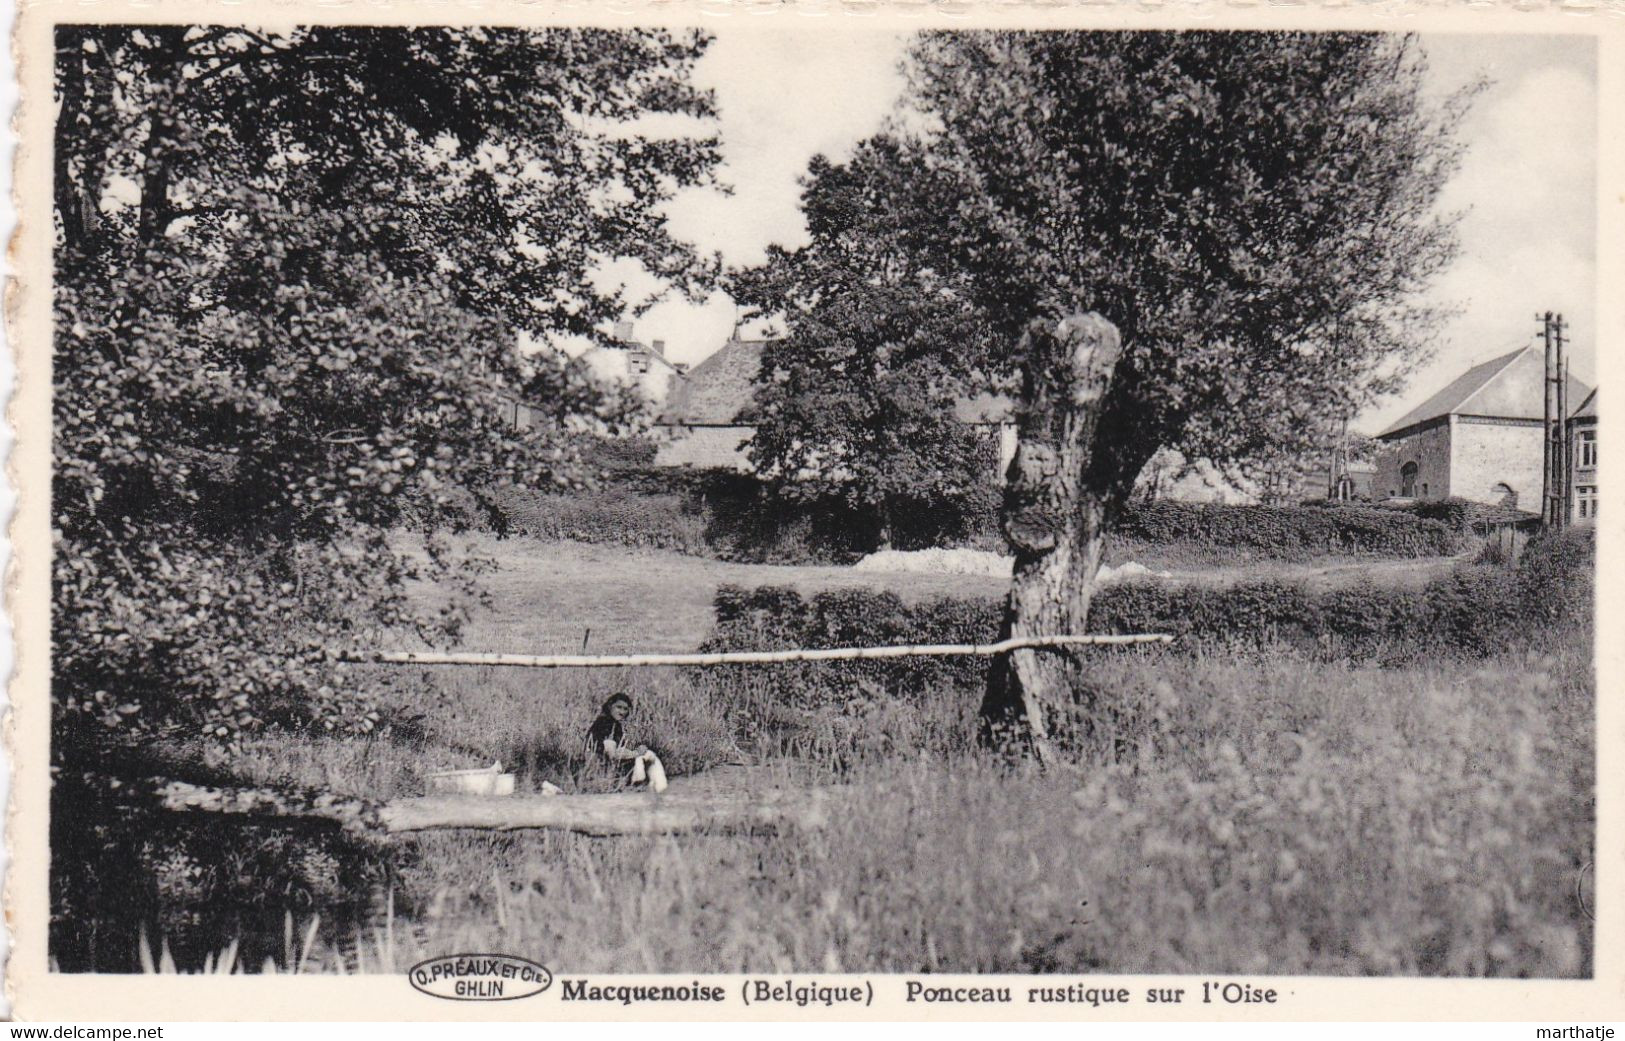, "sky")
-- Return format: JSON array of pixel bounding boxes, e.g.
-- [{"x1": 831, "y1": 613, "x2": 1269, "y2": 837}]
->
[{"x1": 584, "y1": 29, "x2": 1598, "y2": 435}]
